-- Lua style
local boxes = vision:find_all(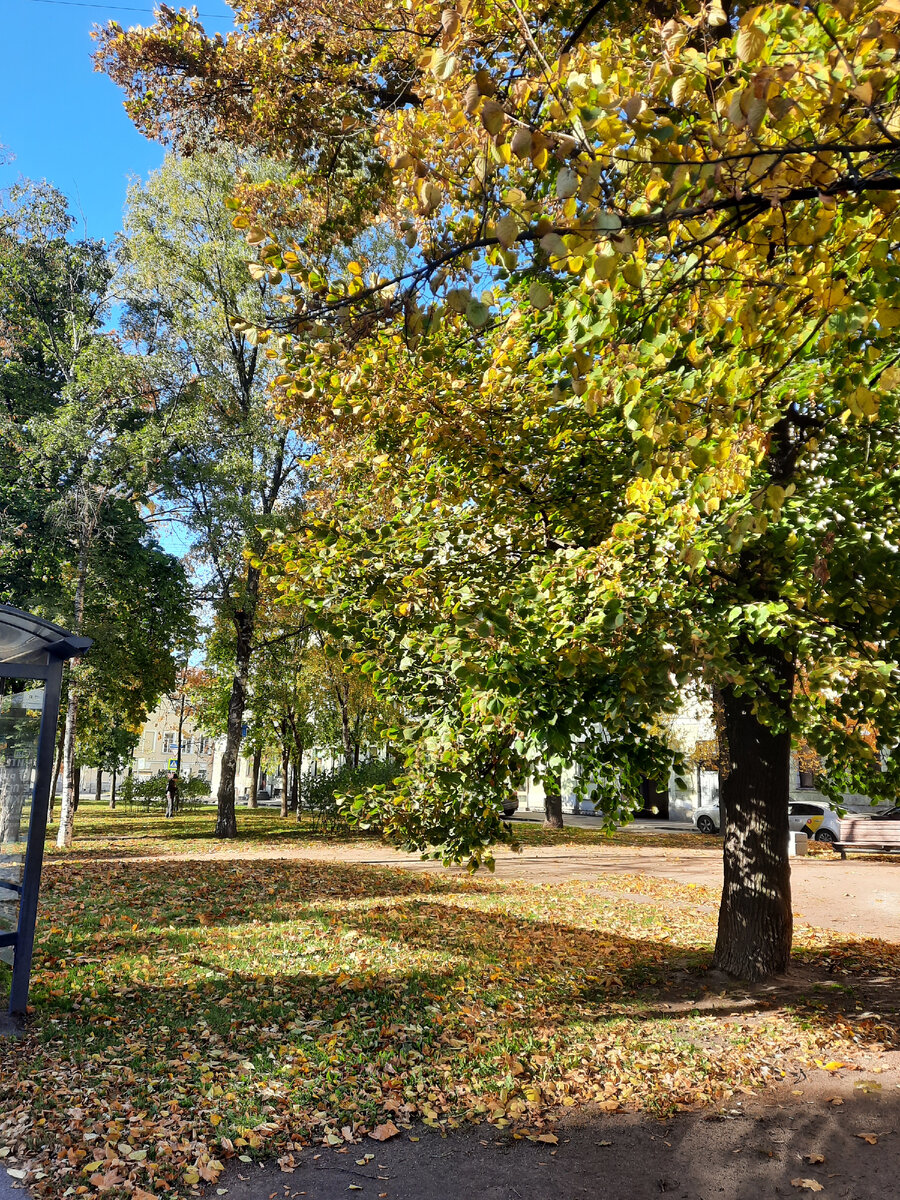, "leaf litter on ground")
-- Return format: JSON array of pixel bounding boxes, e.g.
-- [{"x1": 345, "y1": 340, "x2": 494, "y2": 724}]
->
[{"x1": 0, "y1": 804, "x2": 897, "y2": 1198}]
